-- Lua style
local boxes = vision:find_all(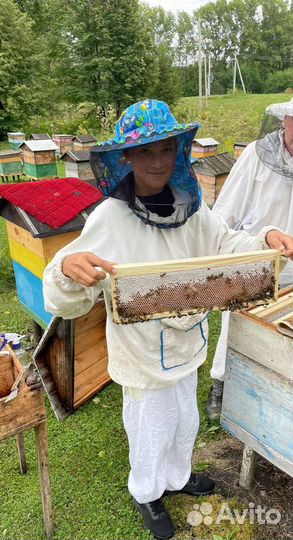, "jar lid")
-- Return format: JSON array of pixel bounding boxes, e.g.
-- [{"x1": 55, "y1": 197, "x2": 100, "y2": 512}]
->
[{"x1": 12, "y1": 339, "x2": 21, "y2": 349}]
